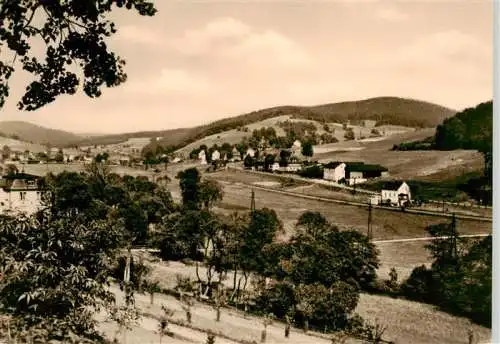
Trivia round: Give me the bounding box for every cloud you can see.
[370,30,490,71]
[123,68,211,95]
[374,7,409,22]
[171,17,312,69]
[114,25,164,45]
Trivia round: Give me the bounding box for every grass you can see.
[356,293,490,344]
[313,129,484,181]
[376,241,430,280]
[210,171,491,241]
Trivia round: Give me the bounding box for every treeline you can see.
[390,217,491,327]
[393,101,492,153]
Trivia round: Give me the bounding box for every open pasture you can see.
[314,129,484,180]
[214,178,491,241]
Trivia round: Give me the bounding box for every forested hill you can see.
[137,97,455,152]
[434,100,492,152]
[394,100,492,153]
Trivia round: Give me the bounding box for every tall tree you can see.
[0,0,157,110]
[301,141,314,157]
[177,168,202,210]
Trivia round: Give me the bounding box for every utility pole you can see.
[450,212,457,259]
[367,202,373,240]
[250,189,256,213]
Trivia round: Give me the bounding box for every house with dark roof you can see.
[0,173,43,215]
[323,162,346,182]
[323,161,388,185]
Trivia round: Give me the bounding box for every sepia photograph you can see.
[0,0,494,343]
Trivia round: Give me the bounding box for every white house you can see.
[245,148,256,158]
[271,162,280,172]
[198,150,207,165]
[211,150,221,161]
[0,177,43,215]
[291,140,302,155]
[323,162,346,182]
[381,182,412,206]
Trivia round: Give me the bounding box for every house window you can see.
[20,192,26,201]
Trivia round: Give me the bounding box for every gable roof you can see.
[323,161,344,169]
[345,162,388,173]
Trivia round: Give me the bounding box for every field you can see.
[0,137,46,153]
[176,115,416,158]
[194,168,491,283]
[313,129,484,180]
[208,171,491,240]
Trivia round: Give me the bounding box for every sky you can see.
[1,0,493,134]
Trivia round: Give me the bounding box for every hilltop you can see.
[0,121,83,147]
[147,97,456,153]
[0,97,455,149]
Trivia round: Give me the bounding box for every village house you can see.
[0,173,43,215]
[284,156,302,172]
[291,140,302,155]
[271,162,280,172]
[245,147,256,159]
[211,149,221,162]
[231,147,241,162]
[323,162,346,182]
[381,182,412,206]
[323,161,388,185]
[198,150,207,165]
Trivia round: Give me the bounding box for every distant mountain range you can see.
[0,97,456,149]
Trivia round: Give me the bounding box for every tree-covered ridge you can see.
[434,101,492,152]
[393,100,492,153]
[133,97,455,153]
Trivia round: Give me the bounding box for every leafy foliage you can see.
[0,0,156,110]
[393,101,492,156]
[401,219,492,327]
[0,209,124,342]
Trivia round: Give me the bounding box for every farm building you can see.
[381,182,412,206]
[323,161,388,185]
[345,162,388,185]
[0,173,43,215]
[271,162,280,172]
